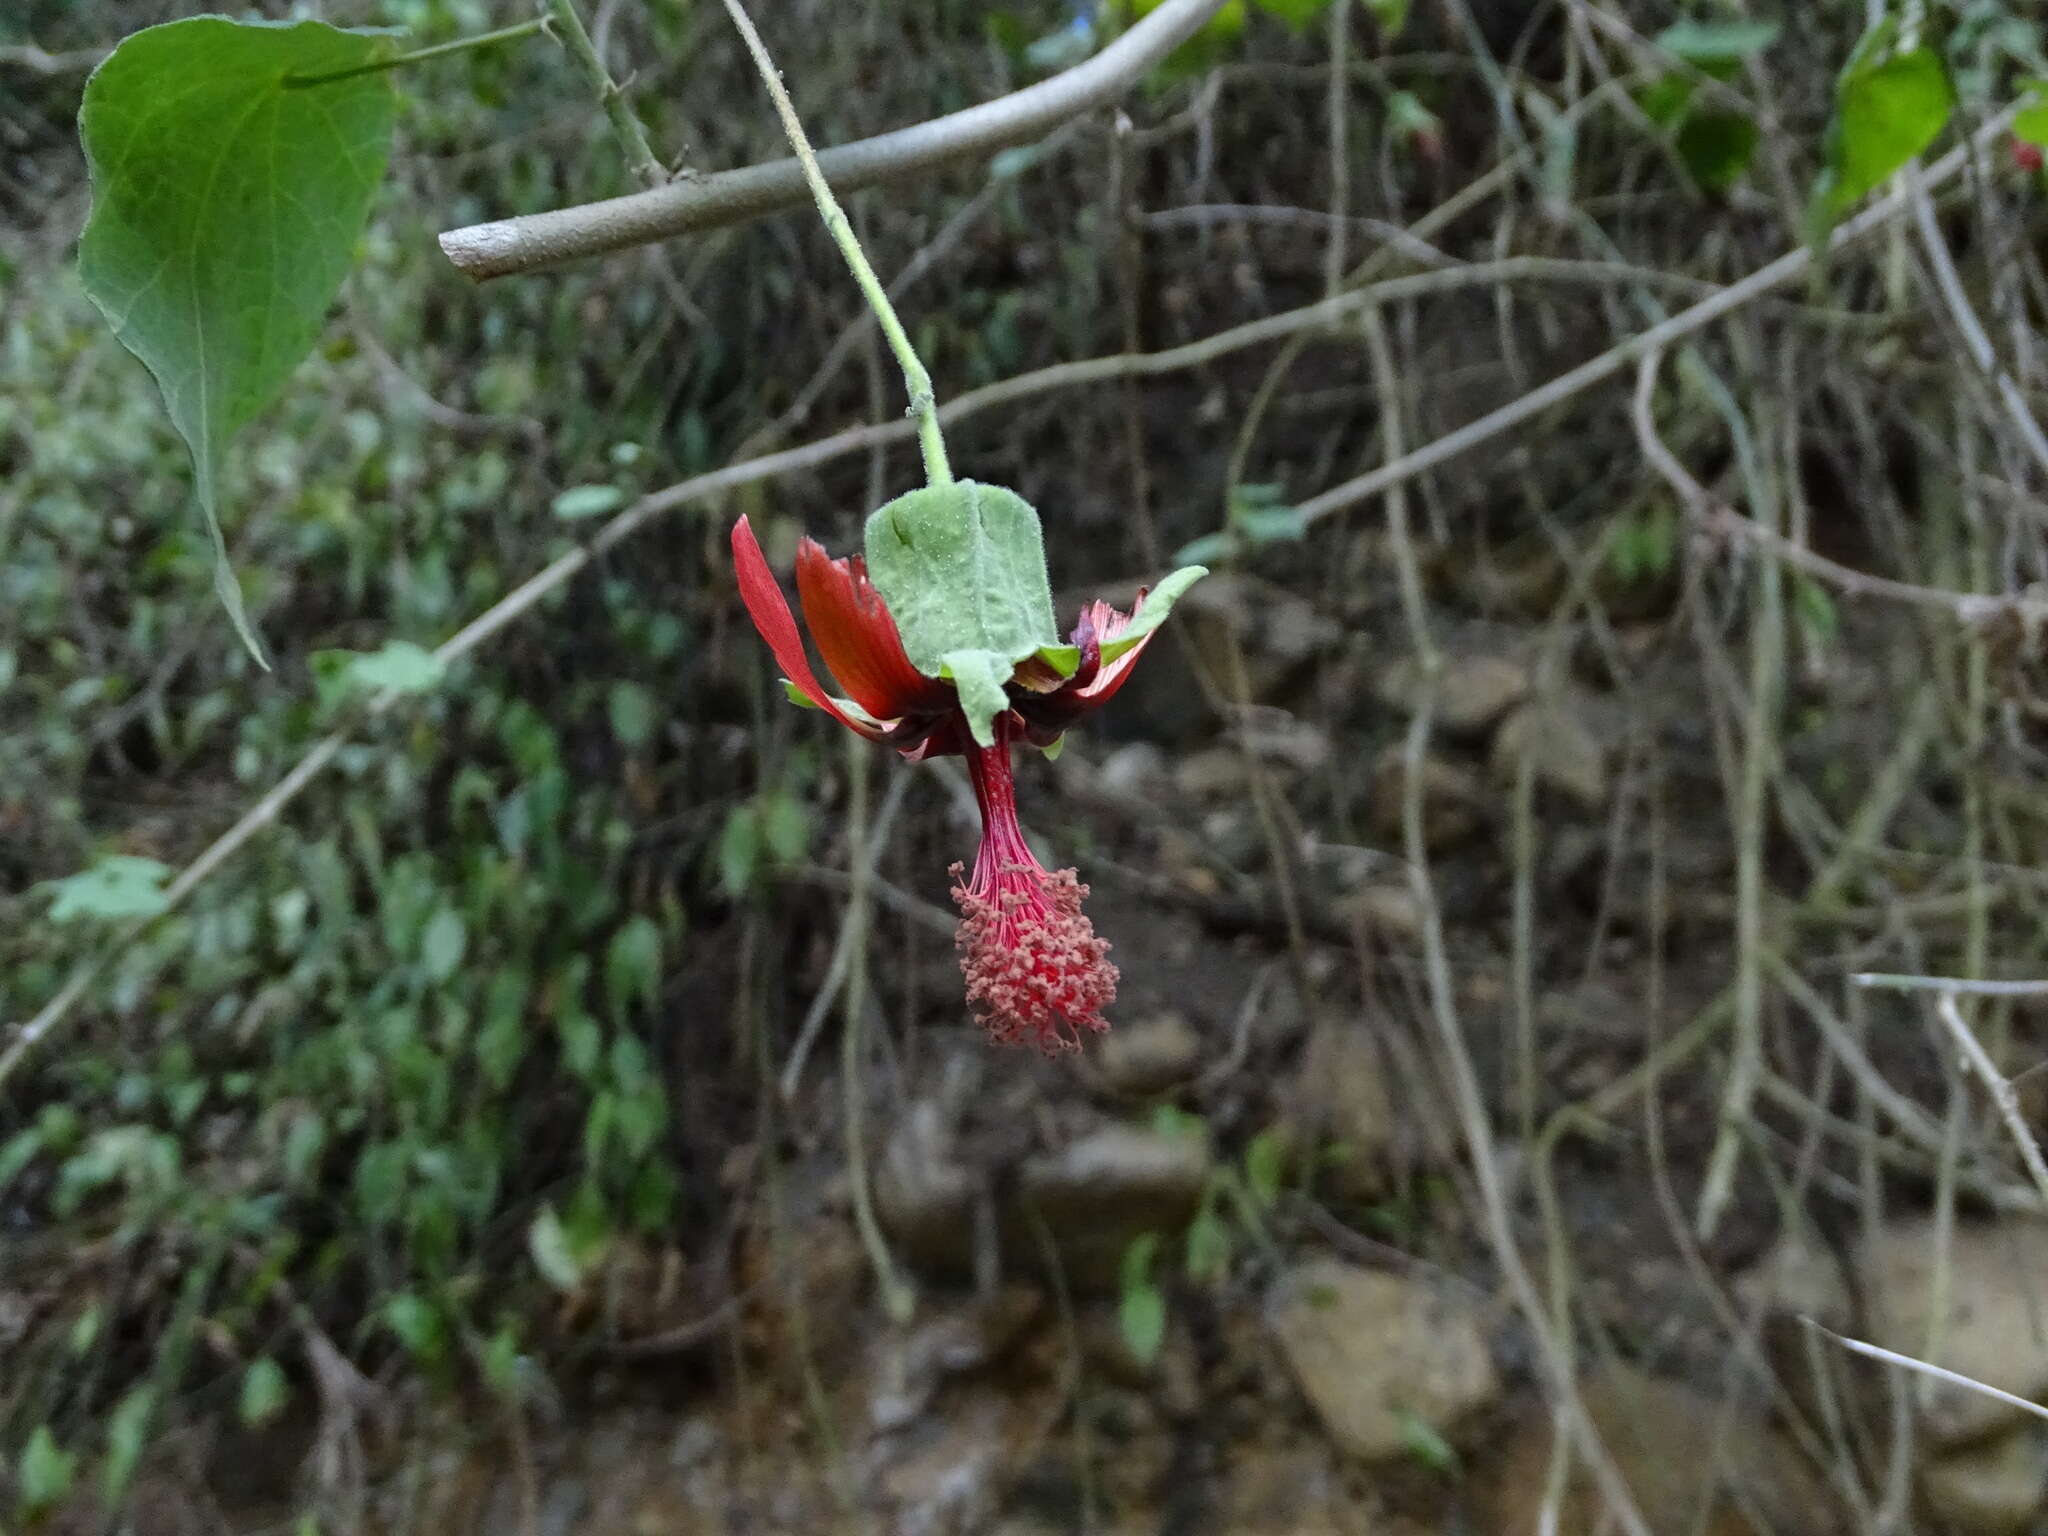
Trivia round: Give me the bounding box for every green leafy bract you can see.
[1033,564,1209,677]
[77,17,400,664]
[864,481,1059,747]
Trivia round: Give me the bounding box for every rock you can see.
[1096,741,1167,799]
[1095,1011,1203,1096]
[1480,1365,1839,1536]
[1265,1257,1497,1460]
[1080,1299,1199,1415]
[1289,1024,1396,1201]
[868,1284,1044,1432]
[1376,653,1530,739]
[1743,1216,2048,1449]
[1366,746,1489,852]
[1921,1424,2048,1534]
[875,1375,1067,1535]
[1176,746,1249,800]
[1014,1126,1211,1290]
[1338,881,1424,942]
[1181,574,1343,701]
[875,1099,977,1276]
[1489,699,1607,811]
[1213,1437,1375,1535]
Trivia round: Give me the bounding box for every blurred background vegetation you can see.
[6,0,2048,1531]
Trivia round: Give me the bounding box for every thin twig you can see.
[1852,974,2048,996]
[1935,990,2048,1209]
[1294,108,2021,531]
[439,0,1233,279]
[718,0,950,487]
[544,0,667,188]
[1632,347,2030,625]
[1909,172,2048,481]
[1812,1321,2048,1427]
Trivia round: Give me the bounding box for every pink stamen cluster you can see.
[951,724,1116,1053]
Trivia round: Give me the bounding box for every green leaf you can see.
[1396,1409,1460,1472]
[101,1386,155,1504]
[719,805,762,897]
[1121,1230,1162,1291]
[1812,42,1953,230]
[1251,0,1332,32]
[46,855,173,923]
[1137,0,1245,79]
[605,915,663,1017]
[1361,0,1410,38]
[1245,1127,1286,1208]
[2017,83,2048,148]
[420,906,467,983]
[18,1425,76,1517]
[321,640,445,698]
[1033,565,1208,678]
[239,1357,290,1428]
[551,484,626,521]
[77,18,399,663]
[759,793,810,864]
[1120,1284,1166,1364]
[865,481,1061,747]
[1675,110,1759,192]
[382,1291,444,1360]
[1654,19,1780,65]
[1794,576,1840,645]
[607,681,656,747]
[1185,1199,1233,1284]
[528,1205,585,1291]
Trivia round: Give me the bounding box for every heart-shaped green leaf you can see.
[78,17,400,664]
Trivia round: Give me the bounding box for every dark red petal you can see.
[795,538,953,722]
[731,517,883,738]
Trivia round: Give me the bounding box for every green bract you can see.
[77,16,401,664]
[1033,564,1210,676]
[864,481,1059,747]
[862,479,1207,747]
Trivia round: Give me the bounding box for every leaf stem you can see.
[284,17,547,88]
[718,0,953,488]
[543,0,668,189]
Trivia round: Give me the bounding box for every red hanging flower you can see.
[731,516,1166,1052]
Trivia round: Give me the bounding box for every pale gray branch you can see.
[438,0,1231,280]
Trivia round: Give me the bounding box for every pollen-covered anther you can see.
[950,860,1117,1053]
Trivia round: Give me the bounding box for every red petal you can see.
[1067,596,1146,705]
[731,517,882,738]
[795,537,952,721]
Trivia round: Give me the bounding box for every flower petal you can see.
[795,537,953,722]
[731,517,884,739]
[1066,597,1146,704]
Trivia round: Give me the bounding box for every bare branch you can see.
[1295,109,2020,532]
[438,0,1232,280]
